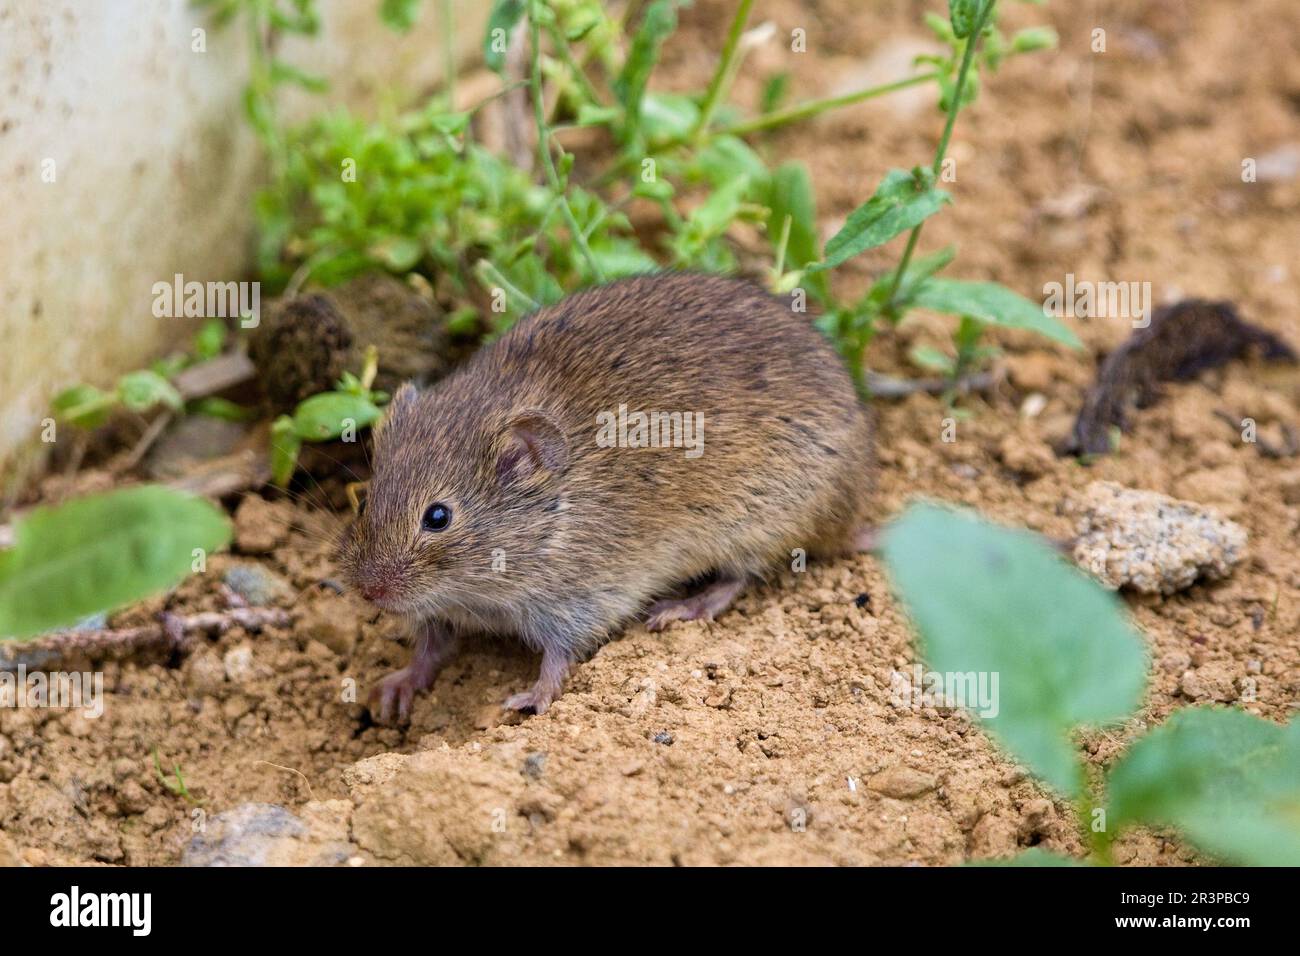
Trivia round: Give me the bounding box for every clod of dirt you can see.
[1063,300,1296,456]
[182,801,356,867]
[347,749,546,865]
[297,591,365,657]
[232,495,293,554]
[1178,663,1240,703]
[0,831,18,867]
[249,272,448,414]
[183,649,227,697]
[1066,481,1248,595]
[867,765,938,799]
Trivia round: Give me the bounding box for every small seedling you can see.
[270,346,389,486]
[51,318,246,428]
[154,747,203,805]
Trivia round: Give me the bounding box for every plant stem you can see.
[716,71,940,138]
[545,21,605,106]
[882,0,996,309]
[690,0,755,143]
[528,3,605,282]
[772,213,792,278]
[591,71,938,191]
[1077,788,1115,866]
[475,258,540,313]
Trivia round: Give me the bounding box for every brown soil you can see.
[2,0,1298,866]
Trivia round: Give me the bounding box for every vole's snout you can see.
[350,556,412,609]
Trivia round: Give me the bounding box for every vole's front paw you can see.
[369,665,435,724]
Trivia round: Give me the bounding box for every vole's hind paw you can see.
[644,577,746,632]
[503,686,555,715]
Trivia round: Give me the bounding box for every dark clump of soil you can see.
[249,273,448,414]
[1065,300,1297,455]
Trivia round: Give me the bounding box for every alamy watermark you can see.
[596,404,705,459]
[890,663,1000,718]
[1043,273,1151,328]
[151,273,260,327]
[0,666,104,719]
[50,886,150,936]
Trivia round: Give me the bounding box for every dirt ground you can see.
[2,0,1298,866]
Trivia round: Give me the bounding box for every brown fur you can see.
[336,273,874,714]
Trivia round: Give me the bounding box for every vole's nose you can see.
[360,581,392,603]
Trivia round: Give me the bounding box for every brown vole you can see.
[337,273,874,720]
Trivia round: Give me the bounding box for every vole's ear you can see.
[495,410,569,484]
[389,382,418,416]
[373,383,418,451]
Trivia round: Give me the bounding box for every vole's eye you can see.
[422,503,452,532]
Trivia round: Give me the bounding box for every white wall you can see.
[0,0,488,479]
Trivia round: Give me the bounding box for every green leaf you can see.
[268,60,328,93]
[864,244,956,322]
[880,504,1148,798]
[1107,708,1300,866]
[0,487,231,640]
[923,12,956,44]
[576,103,622,128]
[811,168,950,271]
[270,416,303,488]
[690,134,768,188]
[188,397,254,422]
[370,235,424,272]
[641,93,699,144]
[911,278,1082,348]
[759,71,789,115]
[764,162,824,300]
[589,241,660,278]
[52,384,116,429]
[484,0,526,74]
[1012,26,1058,54]
[192,318,227,362]
[117,370,183,412]
[380,0,422,32]
[909,344,956,373]
[613,0,680,142]
[291,391,383,442]
[765,162,819,270]
[948,0,980,38]
[670,176,749,263]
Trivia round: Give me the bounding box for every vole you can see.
[337,273,874,721]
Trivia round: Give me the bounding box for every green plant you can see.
[269,346,389,486]
[881,503,1300,866]
[51,319,238,429]
[210,0,1065,388]
[810,0,1078,394]
[154,748,203,804]
[0,486,232,640]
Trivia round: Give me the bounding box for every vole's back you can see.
[443,273,872,609]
